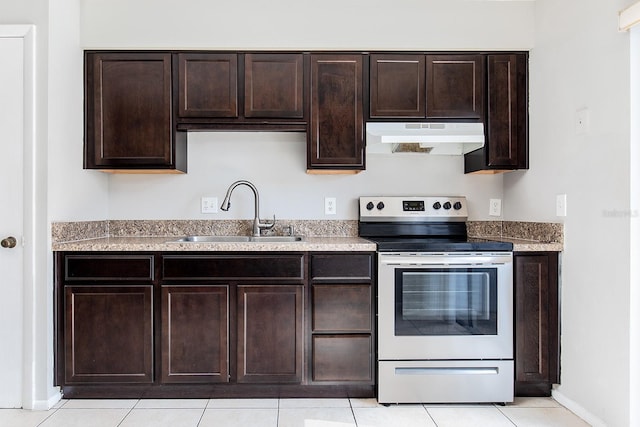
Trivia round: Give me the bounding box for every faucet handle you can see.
[258,215,276,232]
[285,225,295,236]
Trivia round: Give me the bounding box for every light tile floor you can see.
[0,397,591,427]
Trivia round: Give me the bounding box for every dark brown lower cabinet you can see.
[310,253,375,385]
[64,285,153,384]
[237,285,304,383]
[161,286,229,383]
[55,251,375,398]
[514,252,560,396]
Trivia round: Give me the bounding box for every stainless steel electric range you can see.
[359,196,514,404]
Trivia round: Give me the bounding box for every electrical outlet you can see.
[325,197,337,215]
[489,199,502,217]
[556,194,567,217]
[201,197,218,214]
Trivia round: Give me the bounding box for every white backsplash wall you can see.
[107,132,504,221]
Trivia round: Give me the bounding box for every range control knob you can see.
[443,201,452,210]
[453,201,462,210]
[366,202,375,210]
[376,202,385,210]
[433,202,442,210]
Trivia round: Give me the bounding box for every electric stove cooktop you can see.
[358,196,513,253]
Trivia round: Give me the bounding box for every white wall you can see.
[630,25,640,427]
[48,0,108,222]
[504,0,635,425]
[82,0,536,222]
[80,0,535,51]
[108,132,504,221]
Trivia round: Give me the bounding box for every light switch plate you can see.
[201,197,218,214]
[556,194,567,217]
[575,108,589,135]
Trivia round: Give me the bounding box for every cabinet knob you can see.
[1,236,17,249]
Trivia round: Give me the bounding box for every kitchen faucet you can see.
[220,180,276,237]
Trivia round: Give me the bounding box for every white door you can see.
[0,35,25,408]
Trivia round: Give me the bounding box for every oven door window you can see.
[395,268,497,336]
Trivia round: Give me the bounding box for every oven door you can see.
[378,252,513,360]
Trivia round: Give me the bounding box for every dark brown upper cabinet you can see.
[368,54,484,120]
[465,53,528,173]
[308,54,364,173]
[177,53,238,118]
[426,54,485,119]
[84,52,186,173]
[244,53,304,118]
[369,54,425,118]
[176,52,306,130]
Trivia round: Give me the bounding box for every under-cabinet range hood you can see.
[366,122,485,155]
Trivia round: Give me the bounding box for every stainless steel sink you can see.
[171,235,303,243]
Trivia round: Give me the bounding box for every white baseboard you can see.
[28,388,62,411]
[552,389,608,427]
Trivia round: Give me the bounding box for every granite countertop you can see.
[51,235,376,252]
[467,220,564,252]
[51,219,563,253]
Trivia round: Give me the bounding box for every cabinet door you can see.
[369,54,425,118]
[308,54,364,171]
[178,53,238,118]
[514,253,560,396]
[64,286,153,384]
[245,53,304,118]
[237,285,303,383]
[161,286,229,383]
[426,54,484,119]
[486,54,528,168]
[85,52,176,169]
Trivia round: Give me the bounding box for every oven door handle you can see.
[379,255,512,266]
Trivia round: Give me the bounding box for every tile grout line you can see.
[422,403,440,427]
[276,397,280,427]
[35,406,61,427]
[194,400,208,427]
[114,399,139,427]
[348,398,358,427]
[494,403,518,427]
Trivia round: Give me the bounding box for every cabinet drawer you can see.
[312,335,373,382]
[162,255,304,280]
[64,255,154,281]
[312,284,371,332]
[310,254,372,280]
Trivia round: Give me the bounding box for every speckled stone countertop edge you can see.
[51,236,376,252]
